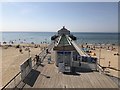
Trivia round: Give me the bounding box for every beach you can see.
[1,32,119,87]
[1,42,119,87]
[94,46,119,78]
[1,44,48,86]
[79,44,119,78]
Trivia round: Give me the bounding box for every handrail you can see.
[1,42,54,90]
[67,35,120,73]
[97,63,120,72]
[67,36,90,57]
[108,67,120,71]
[1,71,21,90]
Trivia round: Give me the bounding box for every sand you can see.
[79,44,119,78]
[1,43,119,87]
[1,44,48,86]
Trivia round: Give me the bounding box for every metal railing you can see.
[1,42,54,90]
[97,62,120,81]
[1,71,21,90]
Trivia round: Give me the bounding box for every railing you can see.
[97,62,120,78]
[1,72,21,90]
[1,42,54,90]
[66,35,90,57]
[97,63,120,87]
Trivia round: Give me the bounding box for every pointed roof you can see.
[58,26,70,32]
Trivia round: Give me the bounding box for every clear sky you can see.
[1,2,118,32]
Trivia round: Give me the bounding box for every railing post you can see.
[14,77,16,88]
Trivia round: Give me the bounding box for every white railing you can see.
[1,42,54,90]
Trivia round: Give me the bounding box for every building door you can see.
[64,51,71,66]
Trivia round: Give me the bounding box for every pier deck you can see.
[23,51,118,88]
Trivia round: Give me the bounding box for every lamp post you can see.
[28,47,31,58]
[45,39,47,48]
[98,43,101,66]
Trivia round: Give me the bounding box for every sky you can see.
[1,2,118,32]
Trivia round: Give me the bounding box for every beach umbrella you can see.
[11,41,14,44]
[3,41,7,44]
[31,42,34,44]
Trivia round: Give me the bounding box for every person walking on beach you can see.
[108,61,111,67]
[19,48,23,54]
[28,47,31,57]
[46,48,49,54]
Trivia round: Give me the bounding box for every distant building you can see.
[52,26,80,73]
[58,26,70,36]
[51,26,76,41]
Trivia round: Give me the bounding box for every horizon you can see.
[2,31,118,33]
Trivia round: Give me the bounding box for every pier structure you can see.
[1,27,119,89]
[52,26,97,73]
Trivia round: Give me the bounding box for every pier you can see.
[1,27,119,89]
[23,51,118,88]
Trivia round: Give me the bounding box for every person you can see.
[108,61,111,67]
[28,47,31,57]
[19,48,23,54]
[35,55,40,66]
[46,48,49,54]
[48,56,51,64]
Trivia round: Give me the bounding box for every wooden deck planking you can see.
[85,73,96,88]
[76,75,84,88]
[86,73,98,88]
[92,72,108,88]
[23,52,118,88]
[101,74,118,88]
[71,75,83,88]
[80,73,93,88]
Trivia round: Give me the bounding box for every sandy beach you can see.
[1,43,119,87]
[1,43,48,86]
[79,44,119,78]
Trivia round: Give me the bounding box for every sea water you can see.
[1,32,118,45]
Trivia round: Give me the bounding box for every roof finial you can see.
[63,26,65,29]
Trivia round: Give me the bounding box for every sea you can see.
[1,32,119,45]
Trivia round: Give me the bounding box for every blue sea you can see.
[1,32,119,45]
